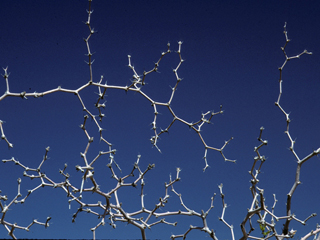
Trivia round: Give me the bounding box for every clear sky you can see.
[1,1,320,239]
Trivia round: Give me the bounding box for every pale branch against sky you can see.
[1,1,320,239]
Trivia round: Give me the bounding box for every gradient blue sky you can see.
[1,1,320,239]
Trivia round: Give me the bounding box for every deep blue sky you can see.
[1,1,320,239]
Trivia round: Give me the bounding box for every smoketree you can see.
[1,1,320,239]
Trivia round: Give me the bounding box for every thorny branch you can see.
[276,22,319,238]
[1,1,319,239]
[239,23,318,240]
[0,177,50,239]
[0,0,232,239]
[2,152,220,239]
